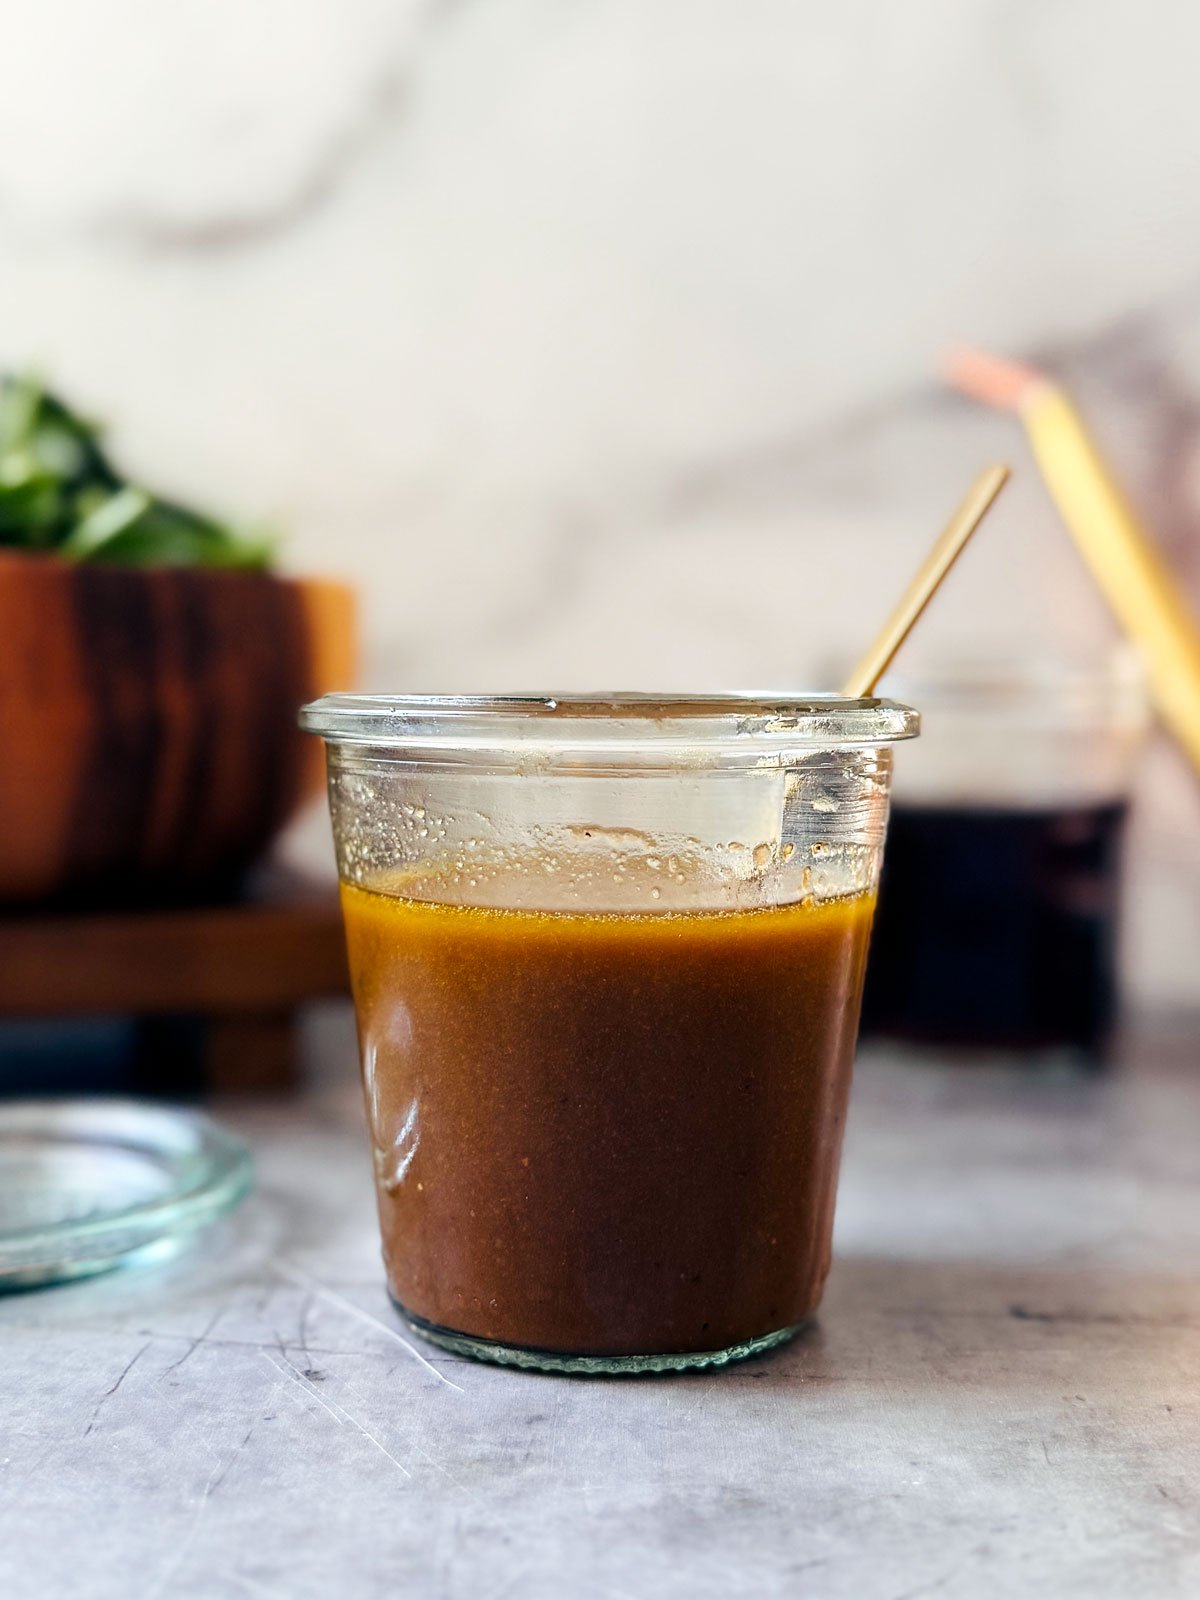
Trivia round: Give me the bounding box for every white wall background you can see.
[3,0,1200,1001]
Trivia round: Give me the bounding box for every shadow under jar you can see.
[301,694,918,1374]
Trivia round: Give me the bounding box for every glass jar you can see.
[860,652,1149,1057]
[301,693,918,1373]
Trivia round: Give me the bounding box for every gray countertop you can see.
[4,1025,1200,1599]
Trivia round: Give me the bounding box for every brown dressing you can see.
[342,883,875,1358]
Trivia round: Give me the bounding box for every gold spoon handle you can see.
[841,464,1010,699]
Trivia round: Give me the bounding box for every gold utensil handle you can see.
[842,465,1010,699]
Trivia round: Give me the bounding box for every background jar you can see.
[860,653,1149,1059]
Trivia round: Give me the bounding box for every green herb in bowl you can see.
[0,374,270,569]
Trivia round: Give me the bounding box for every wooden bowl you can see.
[0,553,355,905]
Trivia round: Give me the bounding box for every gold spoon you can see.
[841,464,1011,699]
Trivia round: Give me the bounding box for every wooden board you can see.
[0,874,351,1091]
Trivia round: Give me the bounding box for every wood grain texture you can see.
[0,554,355,904]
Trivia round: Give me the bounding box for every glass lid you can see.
[0,1099,253,1291]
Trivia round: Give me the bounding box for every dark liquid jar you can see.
[301,693,918,1373]
[860,656,1147,1059]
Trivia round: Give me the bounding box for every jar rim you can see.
[299,692,920,756]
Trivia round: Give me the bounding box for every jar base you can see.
[393,1298,804,1375]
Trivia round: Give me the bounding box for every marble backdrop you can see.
[3,0,1200,1002]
